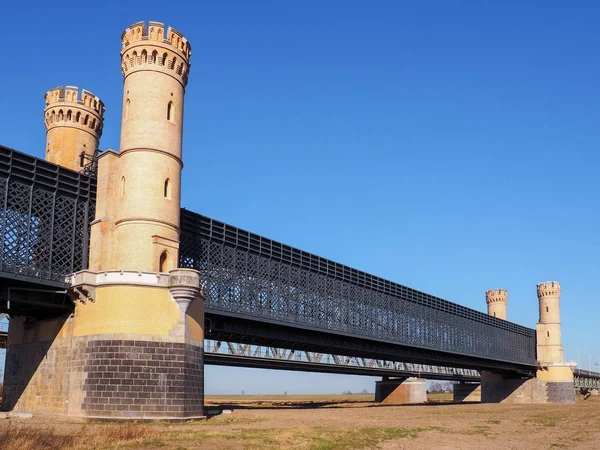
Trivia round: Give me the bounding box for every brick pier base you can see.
[375,377,427,404]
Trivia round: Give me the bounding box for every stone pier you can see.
[453,382,481,402]
[375,377,427,404]
[3,269,205,420]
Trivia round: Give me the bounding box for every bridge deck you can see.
[0,146,537,374]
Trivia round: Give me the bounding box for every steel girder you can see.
[204,339,481,381]
[180,210,537,371]
[0,145,95,287]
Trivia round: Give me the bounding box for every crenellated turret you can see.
[485,288,507,320]
[120,21,191,87]
[44,86,104,170]
[536,281,563,363]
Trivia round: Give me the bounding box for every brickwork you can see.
[81,339,203,418]
[546,382,575,403]
[3,334,204,419]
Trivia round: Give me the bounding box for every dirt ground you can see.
[1,393,599,449]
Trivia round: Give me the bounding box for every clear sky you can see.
[1,1,599,394]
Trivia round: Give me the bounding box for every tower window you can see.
[164,178,171,199]
[547,331,550,338]
[120,176,126,197]
[152,50,158,64]
[546,305,549,313]
[159,250,169,272]
[167,101,174,122]
[125,98,131,119]
[493,312,496,317]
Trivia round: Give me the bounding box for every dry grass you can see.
[1,395,600,449]
[0,422,156,450]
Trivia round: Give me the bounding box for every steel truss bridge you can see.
[0,144,554,380]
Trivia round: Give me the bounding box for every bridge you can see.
[0,143,594,405]
[0,146,535,371]
[0,20,591,420]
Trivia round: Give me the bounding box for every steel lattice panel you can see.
[0,145,95,285]
[180,210,537,368]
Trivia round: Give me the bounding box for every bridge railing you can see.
[180,210,537,368]
[0,145,95,286]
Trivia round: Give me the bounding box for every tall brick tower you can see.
[536,282,564,363]
[89,21,191,272]
[44,86,104,170]
[534,281,575,402]
[5,21,205,420]
[486,288,507,320]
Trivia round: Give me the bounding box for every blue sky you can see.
[1,1,599,393]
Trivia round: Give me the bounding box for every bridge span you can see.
[0,18,584,420]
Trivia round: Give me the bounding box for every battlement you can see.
[121,21,191,60]
[120,21,192,86]
[44,86,105,117]
[44,86,104,136]
[485,288,507,304]
[537,281,561,298]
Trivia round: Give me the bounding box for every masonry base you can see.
[481,371,574,403]
[453,382,481,402]
[375,377,427,404]
[3,316,205,419]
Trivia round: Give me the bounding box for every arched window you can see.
[159,250,169,272]
[164,178,171,199]
[167,101,174,122]
[142,49,147,63]
[161,53,168,66]
[171,57,176,70]
[125,98,131,119]
[75,112,81,123]
[120,176,126,197]
[58,110,64,121]
[152,50,158,64]
[66,110,72,121]
[84,114,89,125]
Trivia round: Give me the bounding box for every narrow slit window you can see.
[159,250,169,272]
[546,305,549,313]
[167,101,173,121]
[164,178,171,199]
[120,176,126,197]
[125,98,131,119]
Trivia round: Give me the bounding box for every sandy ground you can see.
[1,394,599,449]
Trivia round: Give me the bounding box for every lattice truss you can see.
[0,146,95,284]
[205,339,480,379]
[180,211,537,367]
[574,370,600,389]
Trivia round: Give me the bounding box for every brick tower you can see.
[535,282,575,402]
[486,288,507,320]
[5,21,205,420]
[536,282,563,363]
[44,86,104,170]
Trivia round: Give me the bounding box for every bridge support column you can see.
[3,269,205,420]
[480,369,574,403]
[453,381,481,402]
[375,377,427,404]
